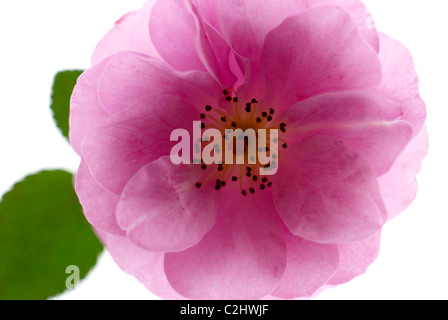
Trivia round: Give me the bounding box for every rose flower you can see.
[70,0,427,299]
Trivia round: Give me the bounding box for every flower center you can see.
[195,89,288,196]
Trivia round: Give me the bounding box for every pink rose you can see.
[70,0,427,299]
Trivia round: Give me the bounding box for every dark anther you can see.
[245,106,251,113]
[280,127,286,133]
[262,177,268,183]
[252,175,258,181]
[246,103,252,108]
[201,123,206,129]
[221,181,226,187]
[280,122,286,127]
[269,108,275,115]
[267,115,273,122]
[246,171,252,177]
[201,164,207,170]
[262,112,268,117]
[249,188,255,194]
[195,182,202,188]
[221,117,227,122]
[200,114,206,119]
[260,184,266,190]
[231,122,237,128]
[226,96,232,102]
[246,167,252,172]
[218,166,224,171]
[205,105,212,111]
[233,97,239,103]
[223,89,229,96]
[232,176,238,181]
[282,143,288,149]
[267,182,273,188]
[242,190,247,196]
[256,117,262,123]
[215,185,222,190]
[251,98,258,104]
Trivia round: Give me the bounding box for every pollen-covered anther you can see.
[195,92,286,196]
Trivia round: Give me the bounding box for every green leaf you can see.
[50,70,84,140]
[0,170,103,300]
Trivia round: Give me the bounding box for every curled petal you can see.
[149,0,205,72]
[164,189,286,299]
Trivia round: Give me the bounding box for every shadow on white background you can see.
[0,0,446,300]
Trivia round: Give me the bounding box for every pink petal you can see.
[378,126,429,220]
[74,161,123,236]
[164,189,286,299]
[271,231,339,299]
[285,91,413,176]
[97,51,220,114]
[308,0,379,52]
[195,0,219,31]
[188,2,237,88]
[116,157,218,252]
[91,0,161,66]
[217,0,309,99]
[328,231,381,285]
[377,33,426,137]
[149,0,205,72]
[261,6,381,109]
[106,234,185,299]
[81,94,197,195]
[217,0,309,62]
[69,60,110,155]
[272,135,387,244]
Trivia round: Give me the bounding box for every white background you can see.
[0,0,447,300]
